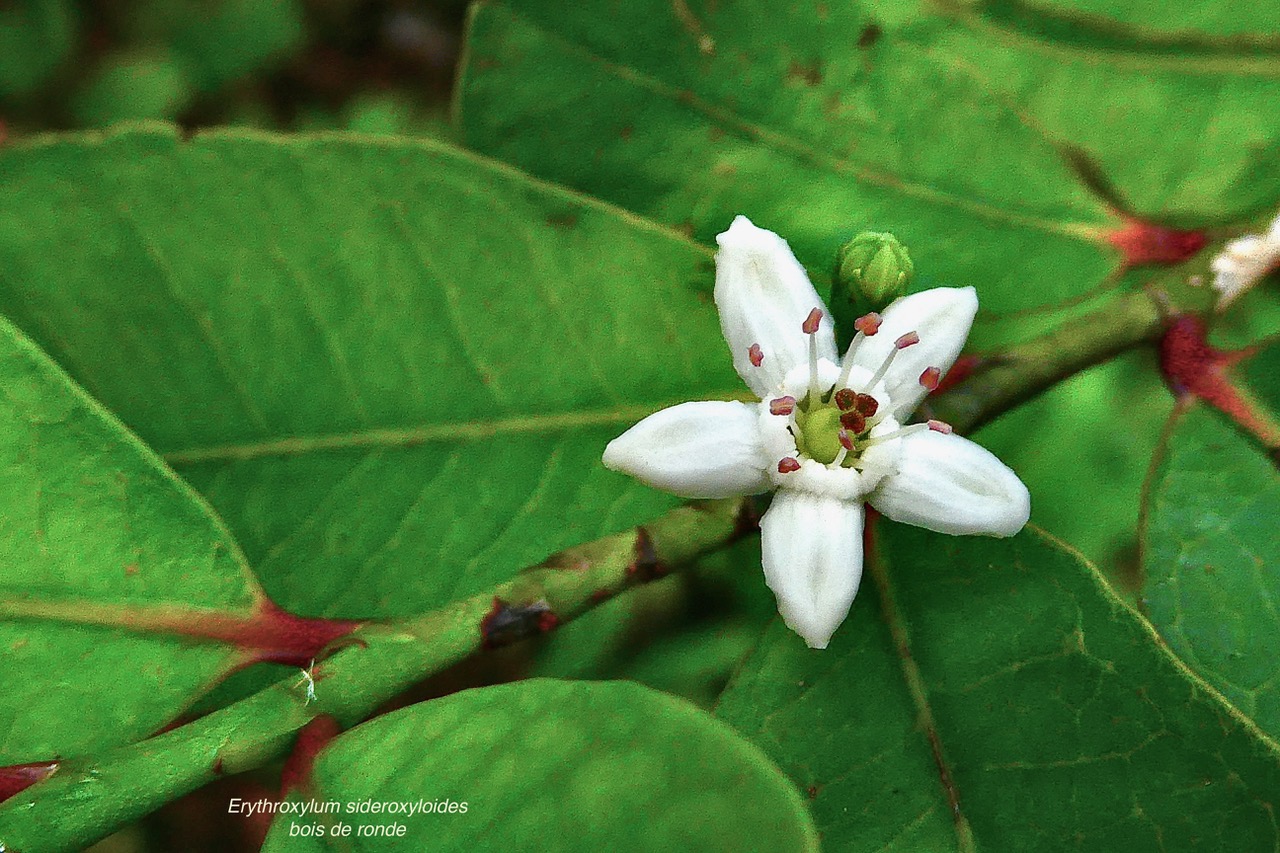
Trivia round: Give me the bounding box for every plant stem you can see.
[0,499,751,853]
[930,290,1165,434]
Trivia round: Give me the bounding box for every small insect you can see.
[296,659,317,705]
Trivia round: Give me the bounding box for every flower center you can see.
[767,308,952,475]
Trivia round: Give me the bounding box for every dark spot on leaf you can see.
[806,784,821,800]
[546,212,578,230]
[627,527,668,582]
[619,125,634,140]
[786,59,823,86]
[858,24,882,48]
[480,597,559,649]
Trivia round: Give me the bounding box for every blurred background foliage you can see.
[0,0,463,140]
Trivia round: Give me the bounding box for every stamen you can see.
[834,388,857,410]
[830,429,853,468]
[853,312,882,335]
[861,423,929,447]
[805,308,822,400]
[855,393,879,417]
[927,419,953,434]
[835,312,883,389]
[919,366,941,392]
[769,396,796,416]
[802,308,823,334]
[748,343,764,368]
[840,410,866,433]
[777,457,801,474]
[896,331,920,349]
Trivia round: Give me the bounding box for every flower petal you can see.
[760,490,864,649]
[868,431,1029,537]
[715,216,837,397]
[849,286,978,416]
[602,401,769,498]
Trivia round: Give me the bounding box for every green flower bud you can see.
[834,231,914,311]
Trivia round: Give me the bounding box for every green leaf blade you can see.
[456,1,1123,315]
[0,315,259,762]
[261,680,820,852]
[0,127,741,619]
[1142,342,1280,740]
[717,524,1280,851]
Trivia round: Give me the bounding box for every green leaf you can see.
[1141,342,1280,740]
[975,349,1173,581]
[0,0,77,100]
[716,522,1280,851]
[0,126,740,619]
[0,315,259,763]
[455,1,1126,316]
[910,0,1280,219]
[259,680,819,852]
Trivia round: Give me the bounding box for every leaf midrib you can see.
[160,393,748,464]
[868,522,978,853]
[932,0,1280,77]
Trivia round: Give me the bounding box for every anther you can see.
[855,393,879,417]
[777,457,801,474]
[853,313,882,335]
[927,419,953,434]
[769,396,796,416]
[919,366,941,392]
[802,308,822,334]
[836,313,883,389]
[838,428,854,451]
[748,343,764,367]
[895,331,920,349]
[834,388,857,410]
[840,410,866,433]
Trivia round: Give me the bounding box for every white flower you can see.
[1210,212,1280,308]
[603,216,1030,649]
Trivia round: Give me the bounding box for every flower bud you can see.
[830,232,914,351]
[834,231,913,310]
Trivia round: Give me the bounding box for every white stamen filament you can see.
[864,347,900,392]
[834,332,866,389]
[829,446,849,468]
[807,329,820,401]
[860,423,929,447]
